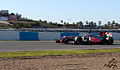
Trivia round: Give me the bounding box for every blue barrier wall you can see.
[61,33,80,38]
[0,31,119,40]
[38,32,60,40]
[20,32,39,40]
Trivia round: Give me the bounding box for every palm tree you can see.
[115,23,119,27]
[104,24,108,28]
[86,21,89,25]
[64,22,67,26]
[94,22,97,27]
[111,21,116,28]
[107,21,111,26]
[77,21,83,28]
[61,20,63,24]
[98,21,102,26]
[112,21,116,24]
[89,21,94,27]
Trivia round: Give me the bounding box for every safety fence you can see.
[0,31,119,40]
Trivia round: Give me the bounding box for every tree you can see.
[115,23,119,28]
[107,21,111,26]
[104,24,108,28]
[98,21,102,26]
[86,21,89,25]
[89,21,94,27]
[10,13,15,15]
[73,22,75,25]
[61,20,63,23]
[111,21,116,27]
[73,22,75,26]
[43,20,47,24]
[112,21,116,24]
[64,22,67,26]
[12,23,23,29]
[77,21,83,28]
[39,19,42,22]
[94,22,97,27]
[66,22,70,28]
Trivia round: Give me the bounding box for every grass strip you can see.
[0,49,120,58]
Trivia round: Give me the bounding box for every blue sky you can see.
[1,0,120,24]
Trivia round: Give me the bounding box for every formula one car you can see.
[56,32,114,45]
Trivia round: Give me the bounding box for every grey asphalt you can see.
[0,41,120,52]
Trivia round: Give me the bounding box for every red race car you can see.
[56,32,114,45]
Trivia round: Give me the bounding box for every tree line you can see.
[0,19,119,29]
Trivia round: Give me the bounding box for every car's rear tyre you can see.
[75,37,83,45]
[106,37,114,45]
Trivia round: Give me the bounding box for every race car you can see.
[56,32,114,45]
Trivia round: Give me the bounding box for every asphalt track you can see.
[0,41,120,52]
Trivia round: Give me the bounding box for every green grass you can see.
[0,49,120,58]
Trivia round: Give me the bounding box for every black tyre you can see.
[106,37,114,45]
[75,37,83,45]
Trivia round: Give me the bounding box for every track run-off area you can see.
[0,40,120,52]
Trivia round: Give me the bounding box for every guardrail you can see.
[0,29,120,32]
[0,31,119,40]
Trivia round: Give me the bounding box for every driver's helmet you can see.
[62,36,67,39]
[63,36,66,38]
[84,34,87,37]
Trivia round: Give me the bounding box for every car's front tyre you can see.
[75,37,83,45]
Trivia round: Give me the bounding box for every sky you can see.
[0,0,120,24]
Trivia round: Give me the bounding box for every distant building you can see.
[0,10,9,16]
[0,10,9,21]
[0,17,8,21]
[0,10,21,21]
